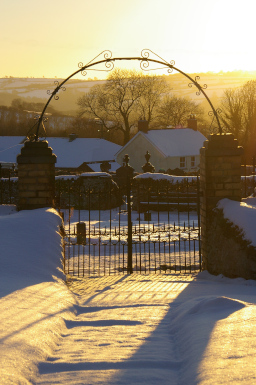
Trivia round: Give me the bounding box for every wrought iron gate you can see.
[58,176,201,276]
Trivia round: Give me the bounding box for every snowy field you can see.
[0,203,256,384]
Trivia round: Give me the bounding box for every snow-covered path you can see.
[36,273,256,385]
[37,274,192,384]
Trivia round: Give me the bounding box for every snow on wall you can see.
[218,198,256,247]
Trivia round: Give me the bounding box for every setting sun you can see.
[1,0,256,78]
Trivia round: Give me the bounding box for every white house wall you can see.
[116,134,201,173]
[116,134,169,173]
[165,154,200,172]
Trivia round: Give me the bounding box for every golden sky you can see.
[1,0,255,78]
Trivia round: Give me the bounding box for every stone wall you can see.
[17,140,56,210]
[203,207,256,280]
[200,134,244,276]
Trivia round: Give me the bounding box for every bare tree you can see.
[77,68,170,144]
[220,80,256,157]
[136,75,170,125]
[156,95,204,128]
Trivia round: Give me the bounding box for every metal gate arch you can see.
[32,49,212,276]
[33,48,222,140]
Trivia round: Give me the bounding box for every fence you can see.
[56,176,202,276]
[241,160,256,197]
[1,170,255,207]
[0,169,18,205]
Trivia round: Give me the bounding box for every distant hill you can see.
[164,71,256,101]
[1,71,256,116]
[0,77,105,115]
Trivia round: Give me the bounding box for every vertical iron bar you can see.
[104,244,106,276]
[118,242,121,274]
[109,243,111,275]
[114,243,116,275]
[0,164,2,204]
[78,180,81,224]
[163,241,166,267]
[144,242,146,274]
[187,178,190,228]
[119,188,121,259]
[174,240,176,273]
[194,239,196,272]
[127,176,133,274]
[139,234,142,271]
[197,176,201,272]
[109,185,112,243]
[189,230,191,273]
[68,179,71,236]
[77,244,80,277]
[158,232,161,273]
[157,180,160,232]
[8,170,12,204]
[73,244,75,276]
[154,241,156,273]
[68,235,70,275]
[147,184,150,231]
[168,233,171,271]
[98,189,101,276]
[93,244,95,276]
[123,243,125,274]
[63,240,66,274]
[138,184,141,233]
[253,156,255,193]
[83,244,85,277]
[178,232,181,272]
[148,235,151,273]
[244,161,247,197]
[88,188,91,276]
[177,182,180,232]
[184,240,186,273]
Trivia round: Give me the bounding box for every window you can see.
[180,157,186,168]
[191,156,195,168]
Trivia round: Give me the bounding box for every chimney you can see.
[138,120,149,133]
[187,114,197,131]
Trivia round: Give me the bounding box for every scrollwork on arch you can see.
[208,107,222,117]
[140,49,175,73]
[78,62,87,76]
[78,50,114,75]
[188,75,208,96]
[46,80,66,101]
[208,108,223,133]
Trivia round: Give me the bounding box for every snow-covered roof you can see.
[0,136,24,163]
[0,136,121,170]
[145,129,206,157]
[117,128,206,158]
[46,137,121,168]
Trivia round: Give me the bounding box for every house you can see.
[0,136,121,173]
[115,119,207,173]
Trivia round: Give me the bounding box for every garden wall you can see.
[202,203,256,280]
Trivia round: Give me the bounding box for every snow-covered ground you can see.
[0,205,76,384]
[1,202,256,384]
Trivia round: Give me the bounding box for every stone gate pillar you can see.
[17,140,57,210]
[200,134,243,272]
